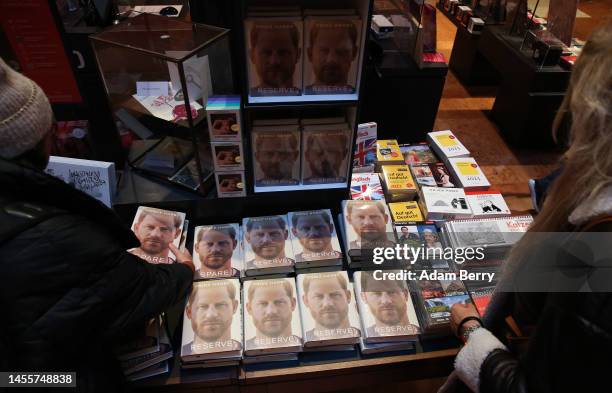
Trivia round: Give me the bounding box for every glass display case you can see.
[90,13,233,193]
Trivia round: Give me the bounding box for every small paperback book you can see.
[252,126,301,187]
[304,15,362,95]
[376,140,404,167]
[399,143,439,165]
[350,173,384,200]
[353,122,377,173]
[301,124,352,185]
[341,200,395,257]
[381,165,418,199]
[418,187,472,221]
[430,163,456,188]
[288,210,343,267]
[180,279,243,362]
[215,171,246,198]
[45,156,116,208]
[446,157,490,191]
[388,201,424,223]
[297,271,361,347]
[242,215,295,275]
[465,190,511,218]
[193,224,242,280]
[245,17,303,97]
[128,206,186,264]
[354,270,420,343]
[212,142,244,172]
[427,130,470,161]
[415,280,471,332]
[206,95,242,142]
[243,278,303,355]
[410,164,438,188]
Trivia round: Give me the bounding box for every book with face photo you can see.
[180,279,243,362]
[193,224,242,280]
[245,17,303,97]
[128,206,186,264]
[215,171,246,198]
[288,210,343,267]
[301,125,352,185]
[212,142,244,171]
[304,15,362,95]
[242,215,295,275]
[297,271,361,347]
[243,278,303,355]
[354,271,420,343]
[341,200,395,257]
[252,126,301,187]
[410,164,437,188]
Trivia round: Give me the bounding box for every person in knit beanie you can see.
[0,57,54,167]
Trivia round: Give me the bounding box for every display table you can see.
[478,26,571,147]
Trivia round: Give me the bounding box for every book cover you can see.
[376,140,404,165]
[350,173,384,201]
[399,144,438,165]
[410,164,437,188]
[381,165,417,196]
[45,156,115,207]
[447,157,490,191]
[206,95,242,142]
[465,190,511,218]
[245,17,303,97]
[180,279,242,359]
[215,171,246,198]
[421,294,471,327]
[252,127,300,187]
[212,142,244,172]
[388,201,423,223]
[418,187,472,220]
[304,15,362,95]
[430,163,456,188]
[342,200,395,253]
[469,286,495,317]
[353,122,377,171]
[288,210,343,264]
[297,271,361,346]
[242,215,295,271]
[446,216,533,249]
[354,271,420,342]
[193,224,242,280]
[427,130,470,160]
[301,125,352,185]
[128,207,186,264]
[243,278,303,354]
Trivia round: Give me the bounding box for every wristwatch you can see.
[461,324,482,343]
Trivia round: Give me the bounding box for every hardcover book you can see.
[341,200,395,257]
[399,143,438,165]
[243,278,303,355]
[418,187,472,221]
[252,126,301,187]
[447,157,490,191]
[388,201,424,223]
[427,130,470,161]
[301,124,352,185]
[350,173,384,200]
[180,279,243,362]
[215,171,246,198]
[128,207,186,264]
[430,163,456,188]
[465,190,511,218]
[297,271,361,347]
[288,210,343,266]
[245,17,303,97]
[45,156,116,207]
[353,122,377,173]
[193,224,242,280]
[304,15,362,95]
[242,215,295,275]
[206,95,242,142]
[354,271,420,343]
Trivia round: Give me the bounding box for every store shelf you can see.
[247,93,359,106]
[254,182,348,194]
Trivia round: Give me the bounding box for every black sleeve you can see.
[480,349,528,393]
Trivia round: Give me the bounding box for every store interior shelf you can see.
[254,182,348,194]
[247,93,360,105]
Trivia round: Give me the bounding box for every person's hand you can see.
[450,303,481,339]
[168,243,195,274]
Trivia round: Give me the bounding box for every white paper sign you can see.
[136,81,170,97]
[166,52,213,103]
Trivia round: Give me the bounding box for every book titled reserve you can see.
[427,130,470,161]
[447,157,490,191]
[288,210,343,267]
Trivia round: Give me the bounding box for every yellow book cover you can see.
[382,165,417,193]
[376,140,403,163]
[389,201,423,222]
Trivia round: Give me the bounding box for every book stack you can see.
[426,130,470,164]
[381,165,418,202]
[180,279,243,368]
[353,122,377,173]
[418,187,473,221]
[354,271,420,354]
[350,173,384,201]
[288,209,344,270]
[446,157,491,191]
[242,215,295,277]
[395,223,453,271]
[412,279,472,335]
[116,316,173,381]
[251,123,301,188]
[301,120,352,185]
[207,96,246,198]
[297,271,361,351]
[242,278,304,364]
[192,224,243,280]
[375,139,404,170]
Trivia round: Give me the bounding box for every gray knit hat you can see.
[0,57,54,159]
